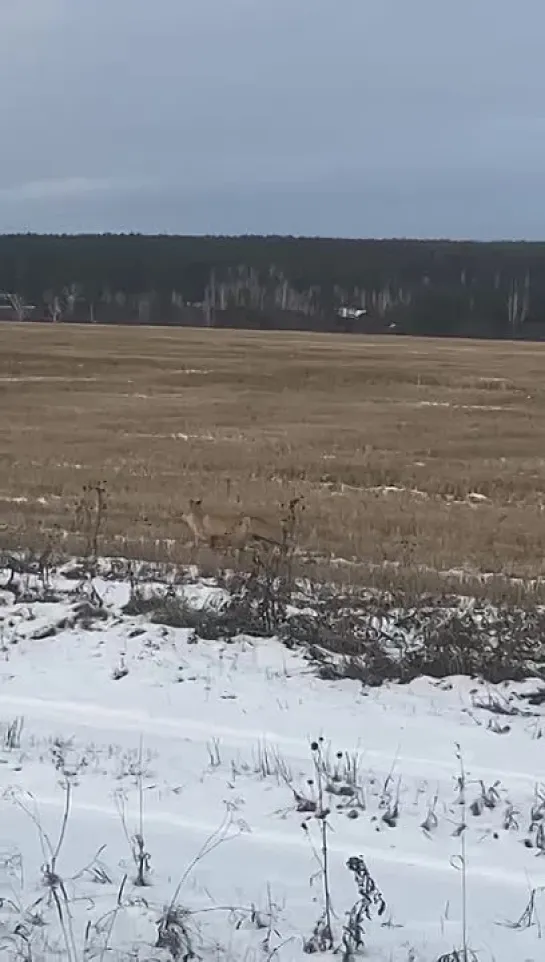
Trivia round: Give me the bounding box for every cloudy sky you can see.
[1,0,544,238]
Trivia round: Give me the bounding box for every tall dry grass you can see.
[2,322,545,598]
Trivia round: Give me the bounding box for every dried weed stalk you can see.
[74,481,107,563]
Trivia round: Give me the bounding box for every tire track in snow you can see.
[1,693,544,787]
[8,791,544,891]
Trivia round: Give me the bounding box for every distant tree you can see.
[0,233,545,338]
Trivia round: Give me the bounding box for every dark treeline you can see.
[1,233,545,338]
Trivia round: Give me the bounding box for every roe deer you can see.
[182,498,285,550]
[182,498,245,548]
[240,511,288,548]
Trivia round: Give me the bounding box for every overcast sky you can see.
[1,0,544,239]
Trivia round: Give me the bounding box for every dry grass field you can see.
[2,321,545,600]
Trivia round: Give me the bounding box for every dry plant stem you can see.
[263,883,275,953]
[51,779,73,876]
[114,790,147,885]
[311,740,334,949]
[75,481,107,562]
[455,744,469,962]
[97,874,128,962]
[12,780,72,876]
[168,808,237,911]
[13,783,78,962]
[4,324,545,599]
[114,741,151,886]
[511,886,545,936]
[50,881,78,962]
[49,791,79,962]
[136,735,147,886]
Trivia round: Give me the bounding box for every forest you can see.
[0,233,544,338]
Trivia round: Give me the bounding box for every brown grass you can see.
[2,322,545,600]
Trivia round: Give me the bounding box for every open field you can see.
[2,322,545,598]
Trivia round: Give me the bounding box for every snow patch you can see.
[0,375,99,383]
[0,568,543,960]
[172,368,212,375]
[412,400,509,411]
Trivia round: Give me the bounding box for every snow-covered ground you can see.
[1,570,545,961]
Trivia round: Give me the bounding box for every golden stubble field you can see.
[2,321,545,599]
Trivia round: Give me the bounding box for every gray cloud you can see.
[1,0,544,238]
